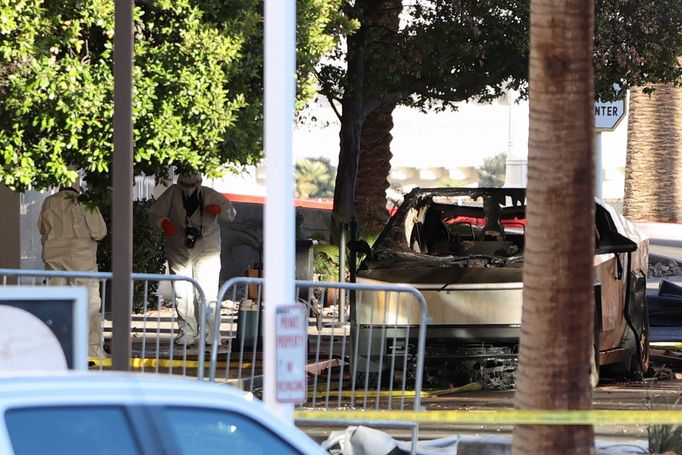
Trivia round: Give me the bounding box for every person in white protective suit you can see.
[150,173,236,346]
[37,183,107,358]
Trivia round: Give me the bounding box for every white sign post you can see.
[275,305,307,403]
[263,0,296,418]
[594,98,626,199]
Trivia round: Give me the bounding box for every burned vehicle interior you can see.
[407,191,526,258]
[358,188,527,285]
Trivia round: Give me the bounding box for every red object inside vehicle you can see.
[445,216,526,228]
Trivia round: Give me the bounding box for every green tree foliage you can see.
[594,0,682,100]
[477,153,507,188]
[295,156,335,199]
[321,0,682,112]
[0,0,346,199]
[319,1,530,120]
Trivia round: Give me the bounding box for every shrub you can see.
[649,424,682,454]
[96,199,167,313]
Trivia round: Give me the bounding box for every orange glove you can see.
[161,218,176,236]
[205,204,221,216]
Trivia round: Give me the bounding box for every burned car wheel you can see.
[627,292,650,380]
[625,270,650,380]
[628,318,650,380]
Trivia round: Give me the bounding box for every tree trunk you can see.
[333,95,364,227]
[355,0,401,239]
[623,83,682,222]
[331,2,367,238]
[512,0,595,453]
[356,104,394,237]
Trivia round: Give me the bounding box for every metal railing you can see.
[0,268,208,379]
[0,268,429,412]
[209,277,428,411]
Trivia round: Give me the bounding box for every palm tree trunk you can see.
[354,0,401,239]
[512,0,595,453]
[623,83,682,222]
[356,103,394,236]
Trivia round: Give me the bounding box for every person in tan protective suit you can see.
[38,182,107,358]
[150,173,236,346]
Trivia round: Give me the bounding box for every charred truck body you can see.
[353,187,649,389]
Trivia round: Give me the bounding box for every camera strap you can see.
[183,191,204,234]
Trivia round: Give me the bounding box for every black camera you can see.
[185,227,203,249]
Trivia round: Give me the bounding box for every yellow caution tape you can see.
[88,357,252,370]
[650,342,682,350]
[307,382,483,399]
[309,389,422,399]
[295,409,682,425]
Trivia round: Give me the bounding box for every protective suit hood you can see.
[178,173,202,198]
[177,173,203,185]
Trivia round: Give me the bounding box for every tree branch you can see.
[313,68,343,121]
[360,54,520,117]
[327,95,343,121]
[362,90,413,116]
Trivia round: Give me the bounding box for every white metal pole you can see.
[595,132,603,200]
[263,0,296,418]
[504,89,515,187]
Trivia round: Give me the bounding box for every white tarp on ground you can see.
[322,425,647,455]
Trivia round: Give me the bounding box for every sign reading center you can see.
[595,98,626,132]
[275,304,307,403]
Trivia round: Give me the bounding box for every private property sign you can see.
[595,98,626,132]
[275,305,307,403]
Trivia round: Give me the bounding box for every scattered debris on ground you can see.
[648,255,682,278]
[650,261,682,278]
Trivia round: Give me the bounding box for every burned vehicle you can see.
[353,187,649,389]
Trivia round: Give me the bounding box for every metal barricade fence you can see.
[210,277,428,411]
[0,268,208,380]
